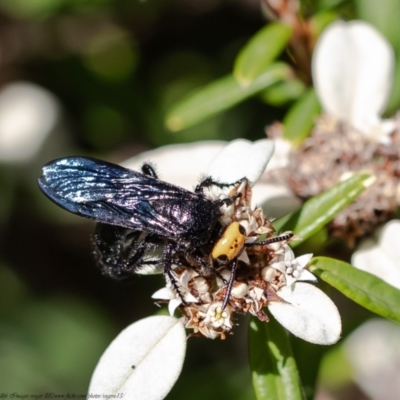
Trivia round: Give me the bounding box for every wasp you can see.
[38,156,292,309]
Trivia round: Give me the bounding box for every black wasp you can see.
[38,157,292,309]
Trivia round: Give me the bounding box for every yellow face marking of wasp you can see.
[212,222,246,261]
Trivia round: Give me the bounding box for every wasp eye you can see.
[238,224,246,235]
[217,255,229,263]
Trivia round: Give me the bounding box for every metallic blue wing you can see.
[38,156,212,240]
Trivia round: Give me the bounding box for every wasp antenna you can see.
[221,259,238,310]
[246,232,294,247]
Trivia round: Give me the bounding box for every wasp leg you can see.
[221,258,238,310]
[213,195,241,209]
[93,224,162,279]
[141,163,158,178]
[163,243,186,305]
[196,177,247,210]
[195,177,245,193]
[245,232,294,248]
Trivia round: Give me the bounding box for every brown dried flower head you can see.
[153,179,295,339]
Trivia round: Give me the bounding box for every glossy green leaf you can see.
[234,23,293,86]
[310,257,400,323]
[165,63,291,132]
[260,78,306,106]
[283,88,321,145]
[277,172,373,245]
[249,317,304,400]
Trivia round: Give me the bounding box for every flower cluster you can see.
[265,21,400,246]
[273,115,400,246]
[153,175,315,340]
[153,180,296,338]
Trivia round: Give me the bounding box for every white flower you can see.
[263,245,340,345]
[203,302,232,330]
[265,136,292,170]
[124,138,300,216]
[312,20,395,144]
[344,318,400,400]
[0,82,61,163]
[205,138,274,186]
[123,141,226,191]
[134,139,340,344]
[268,245,316,287]
[260,135,302,219]
[152,287,190,317]
[152,269,209,316]
[352,220,400,290]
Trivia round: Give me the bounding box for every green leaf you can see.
[309,11,339,37]
[356,0,400,50]
[234,23,293,86]
[283,88,321,145]
[165,63,291,132]
[386,53,400,114]
[249,317,305,400]
[316,0,348,10]
[276,172,373,245]
[290,337,327,400]
[260,78,306,106]
[310,257,400,323]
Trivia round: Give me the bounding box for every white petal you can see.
[183,293,199,304]
[355,116,396,144]
[254,137,300,216]
[207,139,275,185]
[283,245,295,262]
[152,287,175,300]
[352,220,400,290]
[271,261,286,273]
[379,220,400,261]
[268,282,341,344]
[238,250,249,263]
[297,269,318,282]
[285,275,297,287]
[295,253,313,269]
[351,240,400,289]
[312,20,394,132]
[168,298,183,316]
[123,141,226,190]
[265,137,292,170]
[0,82,60,163]
[89,315,186,400]
[344,319,400,400]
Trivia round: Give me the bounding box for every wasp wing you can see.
[38,156,201,237]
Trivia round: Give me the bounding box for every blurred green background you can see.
[0,0,399,398]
